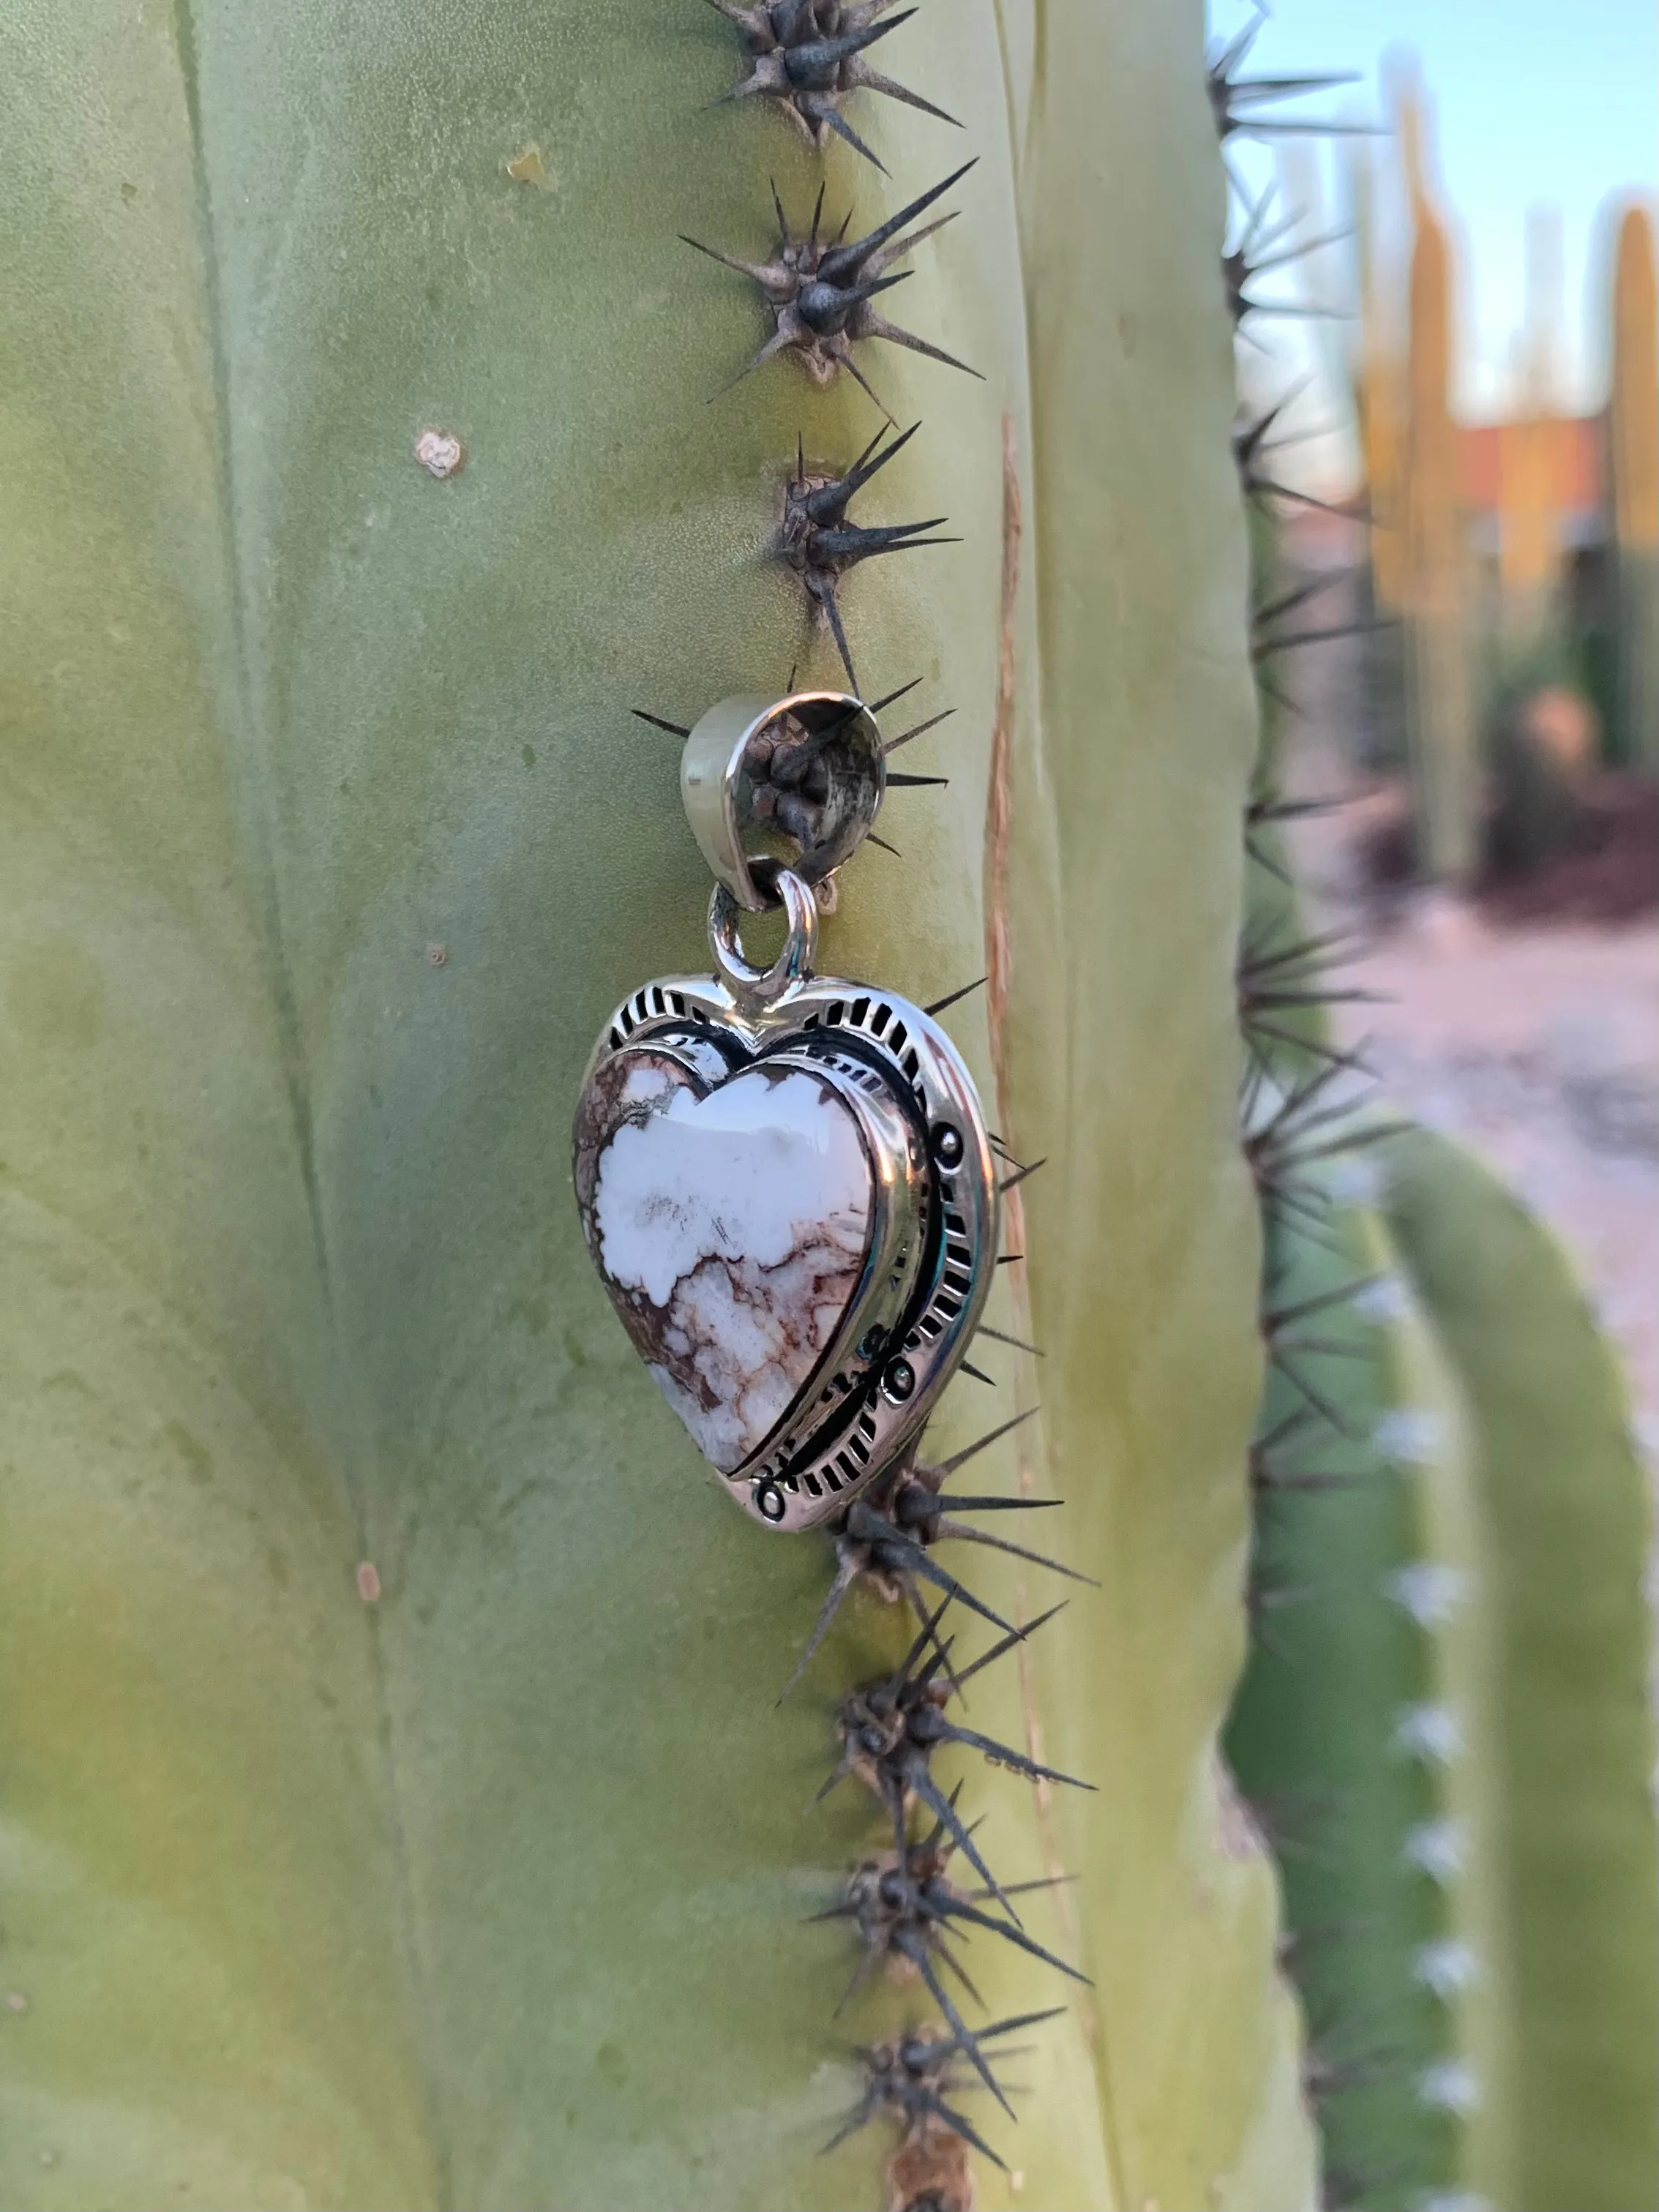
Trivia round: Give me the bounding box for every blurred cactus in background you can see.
[1401,190,1478,885]
[1332,65,1658,899]
[1607,200,1659,767]
[1495,211,1568,646]
[1350,143,1405,620]
[1220,35,1657,2212]
[1385,1130,1659,2212]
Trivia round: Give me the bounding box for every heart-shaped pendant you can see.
[572,867,997,1532]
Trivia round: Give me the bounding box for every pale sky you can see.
[1215,0,1658,432]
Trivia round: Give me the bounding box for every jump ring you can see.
[708,866,818,1012]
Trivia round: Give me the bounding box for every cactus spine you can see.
[1608,200,1659,765]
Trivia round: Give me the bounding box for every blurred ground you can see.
[1340,915,1656,1457]
[1273,550,1659,1471]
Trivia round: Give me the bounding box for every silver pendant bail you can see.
[679,689,886,913]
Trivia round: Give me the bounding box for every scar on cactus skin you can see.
[413,427,465,479]
[684,163,981,413]
[712,0,959,174]
[886,2122,974,2212]
[779,422,956,687]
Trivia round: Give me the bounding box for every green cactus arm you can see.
[1227,1191,1471,2212]
[0,0,1314,2205]
[1003,8,1317,2206]
[1385,1198,1515,2212]
[1383,1129,1659,2212]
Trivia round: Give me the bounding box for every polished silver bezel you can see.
[579,967,999,1533]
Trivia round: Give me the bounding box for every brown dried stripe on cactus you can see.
[713,0,959,173]
[779,423,957,686]
[685,164,982,411]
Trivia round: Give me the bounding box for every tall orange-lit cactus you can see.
[1349,140,1405,610]
[1402,199,1478,880]
[1608,202,1659,766]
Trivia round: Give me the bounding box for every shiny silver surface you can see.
[679,689,886,912]
[576,931,1000,1534]
[708,869,820,1014]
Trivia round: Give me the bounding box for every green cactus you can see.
[1228,1091,1659,2211]
[1607,200,1659,768]
[1223,60,1654,2212]
[1382,1129,1659,2212]
[0,1,1317,2207]
[1227,1190,1467,2212]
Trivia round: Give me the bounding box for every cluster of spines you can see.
[812,1596,1091,2186]
[1205,7,1363,147]
[779,423,959,688]
[684,161,982,419]
[786,1278,1097,2187]
[714,0,960,173]
[703,1,975,689]
[1235,937,1462,2202]
[699,16,1087,2206]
